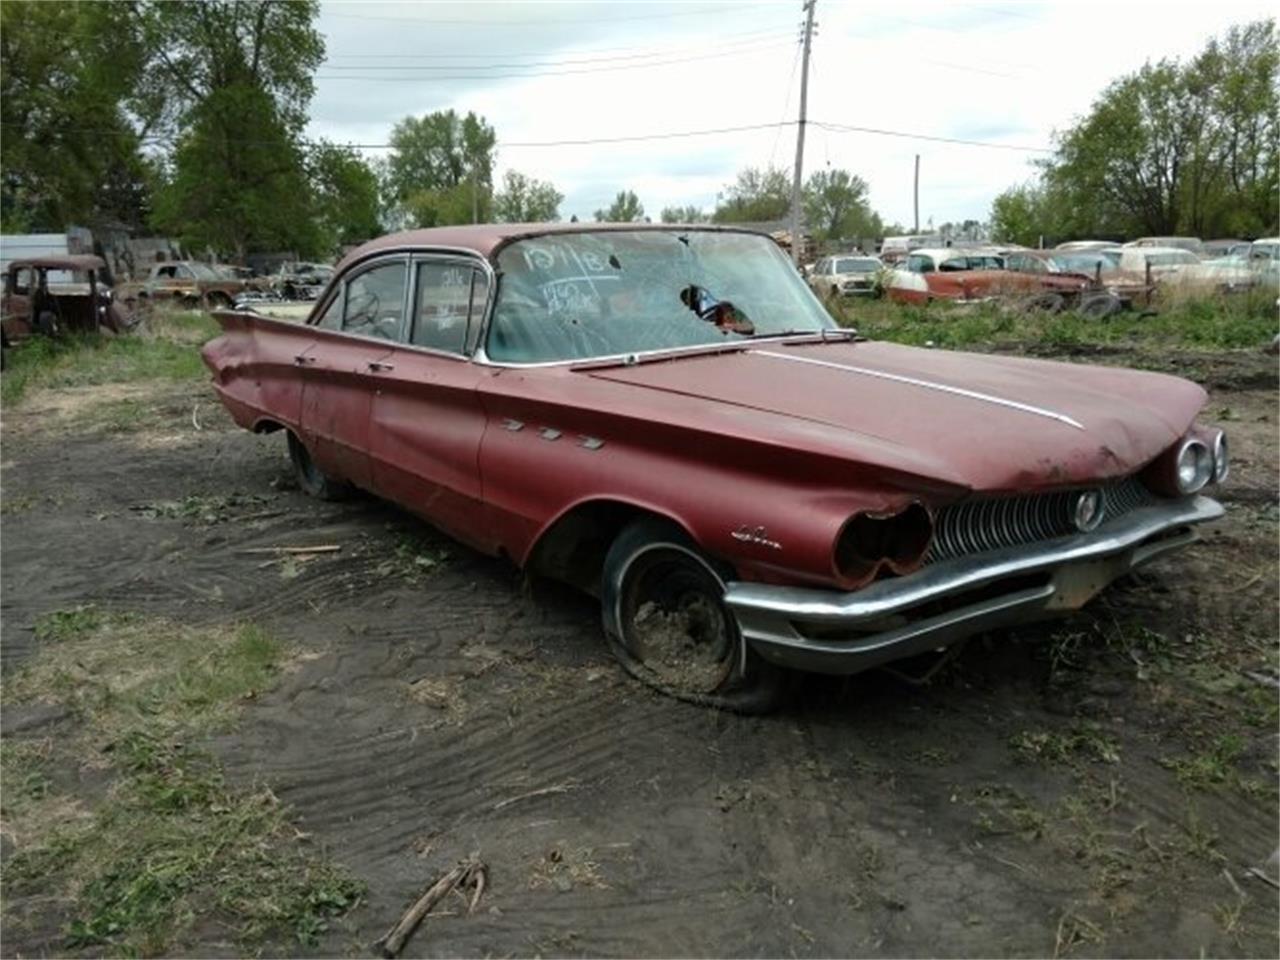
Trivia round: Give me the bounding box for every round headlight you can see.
[1175,439,1213,494]
[1211,430,1229,483]
[1073,490,1103,532]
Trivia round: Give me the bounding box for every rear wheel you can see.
[601,518,790,713]
[1078,292,1123,318]
[286,431,353,501]
[205,290,232,311]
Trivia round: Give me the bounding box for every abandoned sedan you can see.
[202,225,1226,711]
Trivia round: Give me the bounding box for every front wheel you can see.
[601,518,790,713]
[286,431,353,501]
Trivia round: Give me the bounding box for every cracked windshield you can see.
[487,230,834,362]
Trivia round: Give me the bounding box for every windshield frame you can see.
[476,227,838,368]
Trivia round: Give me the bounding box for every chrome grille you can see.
[925,477,1156,564]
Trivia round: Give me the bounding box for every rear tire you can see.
[287,431,353,501]
[601,517,790,713]
[1077,292,1123,318]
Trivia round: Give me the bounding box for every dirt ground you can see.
[2,344,1277,958]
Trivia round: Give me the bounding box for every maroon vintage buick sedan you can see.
[202,224,1226,711]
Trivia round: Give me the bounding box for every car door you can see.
[299,256,408,490]
[367,255,492,549]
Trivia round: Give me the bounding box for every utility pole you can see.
[788,0,816,265]
[913,154,920,234]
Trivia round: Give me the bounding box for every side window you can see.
[343,260,407,340]
[412,261,483,354]
[815,259,829,276]
[315,287,343,330]
[175,264,194,279]
[12,268,32,295]
[156,265,176,279]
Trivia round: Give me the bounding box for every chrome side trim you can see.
[724,496,1221,625]
[750,349,1086,430]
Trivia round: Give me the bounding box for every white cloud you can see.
[308,0,1276,227]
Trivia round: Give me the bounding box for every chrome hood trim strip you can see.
[751,349,1086,430]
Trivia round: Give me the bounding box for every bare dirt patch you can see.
[1,345,1276,957]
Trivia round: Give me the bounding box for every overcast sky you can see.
[306,0,1275,227]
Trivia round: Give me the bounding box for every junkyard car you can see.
[1,254,127,365]
[116,261,244,310]
[1002,249,1147,315]
[202,225,1227,711]
[885,247,1091,307]
[807,255,882,298]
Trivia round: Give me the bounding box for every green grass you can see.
[1,310,218,407]
[1010,724,1121,766]
[829,286,1277,351]
[2,609,363,955]
[1160,735,1248,791]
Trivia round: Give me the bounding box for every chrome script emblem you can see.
[731,525,782,550]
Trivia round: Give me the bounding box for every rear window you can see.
[833,258,878,273]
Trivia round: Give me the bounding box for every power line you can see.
[815,121,1051,153]
[0,118,1052,153]
[323,25,795,63]
[767,38,804,169]
[324,3,747,26]
[315,39,795,81]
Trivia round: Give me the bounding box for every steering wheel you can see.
[346,290,380,328]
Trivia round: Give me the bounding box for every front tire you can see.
[287,431,353,501]
[601,518,790,713]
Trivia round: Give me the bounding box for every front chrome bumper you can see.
[724,496,1223,675]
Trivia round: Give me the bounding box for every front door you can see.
[299,256,409,491]
[367,257,492,549]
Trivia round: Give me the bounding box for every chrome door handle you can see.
[367,361,394,372]
[293,354,316,365]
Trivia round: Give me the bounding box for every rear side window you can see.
[412,261,489,354]
[343,260,407,340]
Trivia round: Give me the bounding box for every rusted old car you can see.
[885,247,1094,308]
[1,254,128,363]
[202,225,1227,711]
[115,261,244,310]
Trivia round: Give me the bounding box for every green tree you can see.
[660,205,707,223]
[140,0,326,259]
[494,170,563,222]
[0,1,150,231]
[385,110,496,227]
[594,190,645,222]
[989,183,1052,245]
[309,142,381,251]
[1009,18,1278,240]
[152,85,320,258]
[802,169,882,241]
[712,166,790,222]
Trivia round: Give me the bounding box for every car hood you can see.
[584,340,1206,494]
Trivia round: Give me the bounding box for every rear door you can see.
[367,255,493,549]
[300,255,408,490]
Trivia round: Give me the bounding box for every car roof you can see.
[338,222,767,270]
[1121,246,1195,256]
[8,254,106,271]
[907,247,1001,260]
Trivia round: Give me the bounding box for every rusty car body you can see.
[1,254,128,362]
[115,260,244,310]
[202,224,1227,711]
[884,247,1092,307]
